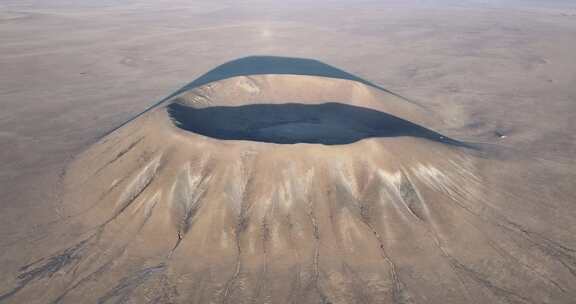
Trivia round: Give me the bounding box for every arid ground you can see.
[1,1,576,303]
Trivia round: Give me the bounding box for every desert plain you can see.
[1,1,576,303]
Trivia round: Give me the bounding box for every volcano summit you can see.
[2,57,575,304]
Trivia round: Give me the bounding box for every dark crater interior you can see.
[168,102,464,145]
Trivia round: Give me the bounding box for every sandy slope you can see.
[1,1,576,304]
[1,68,575,303]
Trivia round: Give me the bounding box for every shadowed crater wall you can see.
[179,56,385,91]
[106,56,416,136]
[168,102,464,145]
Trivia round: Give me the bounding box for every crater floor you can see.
[168,102,462,145]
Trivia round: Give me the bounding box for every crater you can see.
[168,102,463,145]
